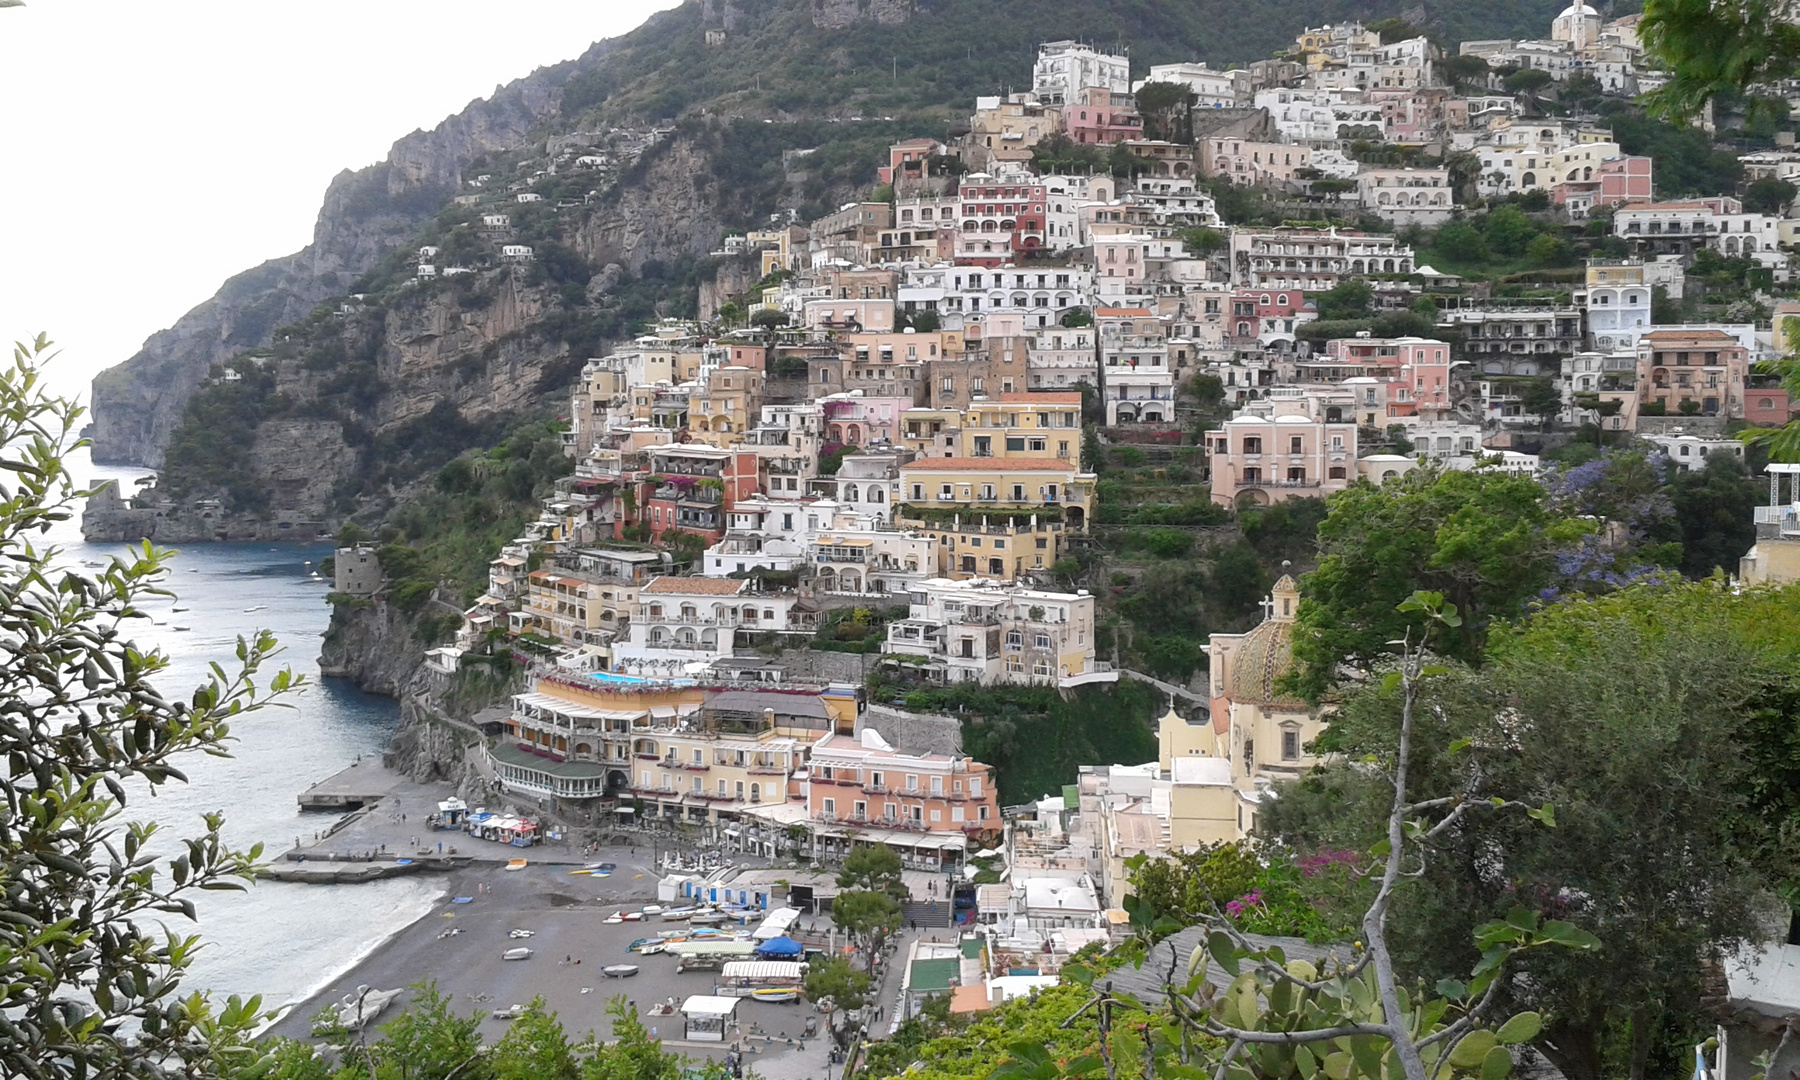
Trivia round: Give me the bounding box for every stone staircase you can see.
[901,898,953,929]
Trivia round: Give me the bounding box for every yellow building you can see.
[687,366,763,444]
[1204,575,1331,836]
[892,457,1094,580]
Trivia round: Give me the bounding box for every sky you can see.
[0,0,682,403]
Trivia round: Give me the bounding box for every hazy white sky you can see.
[0,0,681,401]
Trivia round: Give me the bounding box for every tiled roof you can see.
[641,576,747,595]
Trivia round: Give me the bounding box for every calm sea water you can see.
[54,449,446,1015]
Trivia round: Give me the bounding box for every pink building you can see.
[955,175,1048,267]
[1228,289,1318,345]
[1745,387,1793,426]
[1064,87,1144,144]
[1295,336,1453,417]
[1204,138,1312,187]
[1206,413,1359,507]
[820,393,912,446]
[1597,156,1653,206]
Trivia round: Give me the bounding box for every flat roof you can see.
[909,957,960,992]
[681,995,742,1016]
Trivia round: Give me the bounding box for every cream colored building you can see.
[1205,575,1331,836]
[1740,464,1800,586]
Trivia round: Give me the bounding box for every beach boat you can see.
[658,907,697,921]
[637,941,667,955]
[173,626,190,632]
[502,947,533,961]
[326,985,405,1031]
[508,929,535,939]
[640,905,664,917]
[504,858,528,872]
[619,911,644,922]
[604,913,625,924]
[751,989,800,1004]
[689,912,729,926]
[584,861,617,871]
[567,869,594,876]
[491,1004,526,1021]
[601,964,639,978]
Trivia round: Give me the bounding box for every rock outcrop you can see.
[319,598,434,697]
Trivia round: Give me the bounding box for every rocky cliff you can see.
[88,25,644,467]
[319,598,434,697]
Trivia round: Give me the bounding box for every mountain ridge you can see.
[89,0,1573,469]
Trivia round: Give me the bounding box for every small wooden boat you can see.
[502,947,533,961]
[751,989,799,1003]
[601,964,639,978]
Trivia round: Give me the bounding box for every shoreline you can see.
[264,873,451,1032]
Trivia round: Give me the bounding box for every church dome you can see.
[1225,575,1306,707]
[1558,2,1599,16]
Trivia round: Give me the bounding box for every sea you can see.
[51,449,447,1016]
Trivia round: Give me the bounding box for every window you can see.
[1282,727,1301,760]
[1243,436,1262,454]
[1035,633,1052,649]
[823,797,835,815]
[1289,435,1303,454]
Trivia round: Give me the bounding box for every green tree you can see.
[1442,54,1491,89]
[1291,468,1590,696]
[0,335,300,1080]
[1503,67,1555,96]
[1176,225,1227,256]
[1134,80,1196,143]
[1668,453,1760,576]
[1517,377,1564,428]
[997,594,1597,1080]
[1481,205,1539,257]
[1314,276,1374,320]
[1269,585,1786,1080]
[804,954,871,1012]
[749,308,790,330]
[838,841,907,899]
[1525,231,1570,266]
[1744,175,1798,214]
[1639,0,1800,122]
[831,889,902,969]
[1432,220,1490,264]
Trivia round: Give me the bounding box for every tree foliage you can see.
[1291,468,1590,697]
[0,336,301,1079]
[1267,582,1795,1080]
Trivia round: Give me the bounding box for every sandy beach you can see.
[269,767,861,1078]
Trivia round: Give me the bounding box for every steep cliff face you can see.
[319,599,433,697]
[88,33,628,466]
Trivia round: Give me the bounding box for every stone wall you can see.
[856,703,964,757]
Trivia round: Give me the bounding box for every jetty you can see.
[298,760,402,810]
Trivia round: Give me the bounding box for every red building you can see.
[635,444,760,545]
[955,175,1047,266]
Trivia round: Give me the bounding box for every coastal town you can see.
[262,10,1800,1070]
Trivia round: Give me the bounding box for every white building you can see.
[1032,41,1131,106]
[882,579,1113,687]
[1134,63,1244,108]
[616,577,804,671]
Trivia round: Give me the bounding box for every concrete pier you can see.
[297,760,404,810]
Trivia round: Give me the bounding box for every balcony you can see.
[683,762,710,771]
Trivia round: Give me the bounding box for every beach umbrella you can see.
[755,936,803,957]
